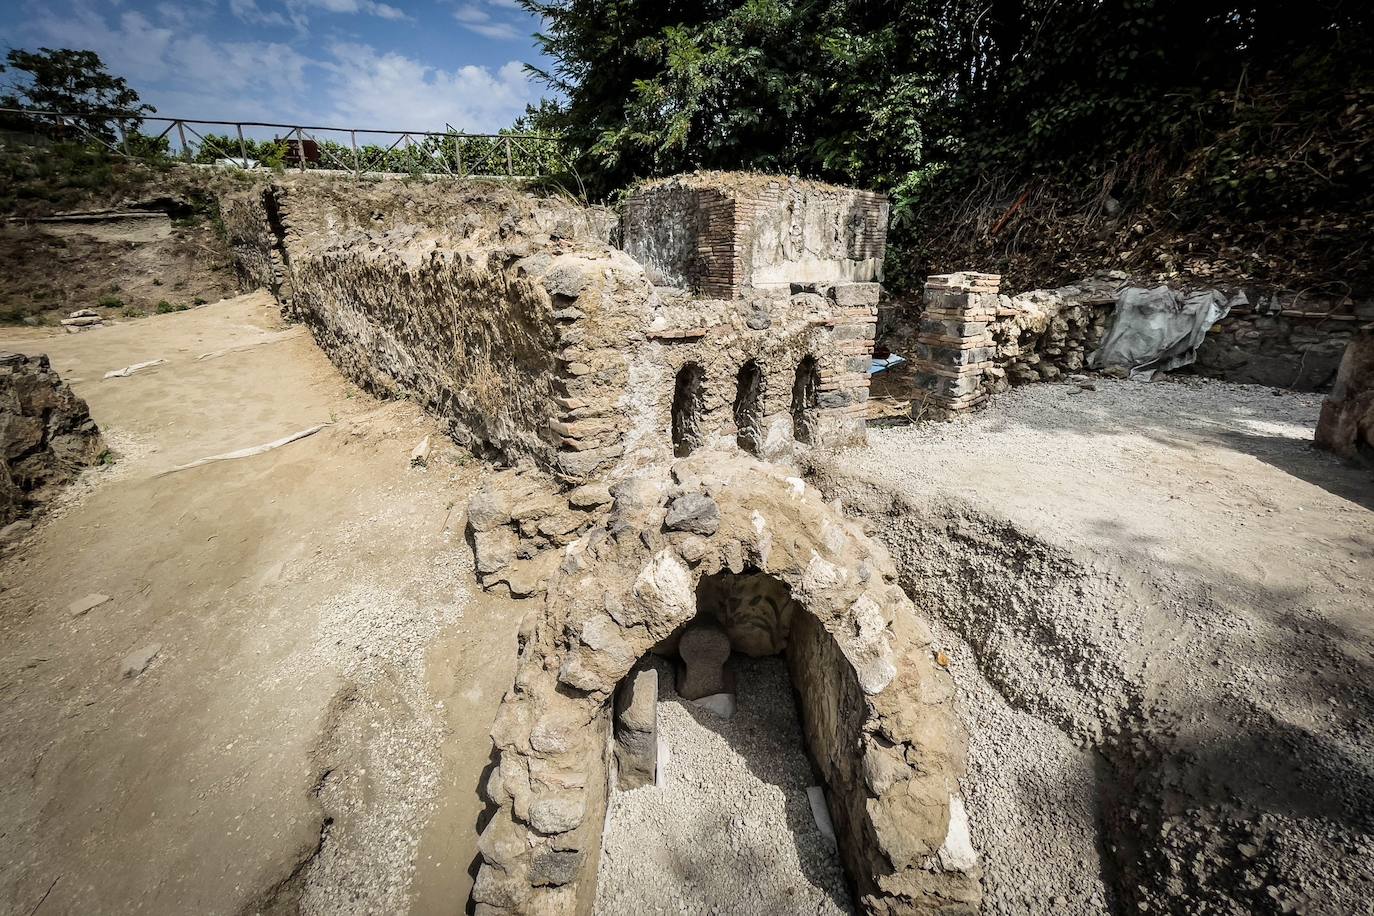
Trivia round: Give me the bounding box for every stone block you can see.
[614,665,658,790]
[918,318,988,339]
[832,282,881,307]
[664,492,720,536]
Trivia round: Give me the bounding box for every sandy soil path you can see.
[0,294,518,915]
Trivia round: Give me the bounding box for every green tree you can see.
[1,48,154,144]
[524,0,1373,291]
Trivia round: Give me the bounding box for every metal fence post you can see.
[296,127,306,172]
[351,129,359,178]
[176,120,190,160]
[505,136,513,176]
[236,123,248,166]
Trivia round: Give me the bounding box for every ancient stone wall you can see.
[623,172,888,298]
[1315,330,1374,463]
[220,186,291,306]
[1,351,104,526]
[225,174,879,479]
[625,283,877,464]
[467,456,981,915]
[222,180,649,479]
[1196,311,1366,391]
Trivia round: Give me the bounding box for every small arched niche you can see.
[792,355,820,444]
[732,359,766,455]
[671,362,706,457]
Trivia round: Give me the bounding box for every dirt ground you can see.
[0,293,520,915]
[4,292,1372,915]
[809,377,1374,914]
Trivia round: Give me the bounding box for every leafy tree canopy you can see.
[522,0,1373,292]
[1,47,154,143]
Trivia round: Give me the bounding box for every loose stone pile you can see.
[0,351,105,528]
[595,655,854,916]
[60,308,106,333]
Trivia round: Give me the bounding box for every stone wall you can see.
[624,282,878,464]
[1196,311,1367,391]
[224,174,880,480]
[222,180,650,480]
[623,172,888,298]
[1315,330,1374,463]
[219,185,292,307]
[888,273,1368,421]
[1,351,104,527]
[467,455,981,915]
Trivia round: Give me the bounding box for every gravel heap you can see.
[595,656,854,915]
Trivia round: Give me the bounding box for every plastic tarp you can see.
[1090,286,1230,380]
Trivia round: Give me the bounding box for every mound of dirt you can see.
[809,377,1374,914]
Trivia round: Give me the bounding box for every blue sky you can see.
[0,0,554,133]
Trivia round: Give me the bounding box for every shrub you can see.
[97,294,123,308]
[154,300,188,314]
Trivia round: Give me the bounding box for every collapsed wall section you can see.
[0,351,105,525]
[624,172,888,298]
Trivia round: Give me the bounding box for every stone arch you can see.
[671,362,706,457]
[472,457,980,915]
[732,359,766,455]
[792,354,821,444]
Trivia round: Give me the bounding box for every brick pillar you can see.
[909,272,1001,418]
[814,282,880,444]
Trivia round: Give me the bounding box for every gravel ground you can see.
[810,375,1374,915]
[595,655,854,916]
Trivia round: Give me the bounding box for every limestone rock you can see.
[474,527,518,575]
[468,488,512,532]
[664,492,720,536]
[529,792,586,835]
[68,593,111,618]
[120,643,161,678]
[0,352,104,525]
[566,482,611,509]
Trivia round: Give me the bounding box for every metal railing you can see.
[0,108,571,183]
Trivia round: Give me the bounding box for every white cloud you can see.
[321,43,538,131]
[287,0,413,22]
[9,1,543,134]
[228,0,291,27]
[450,0,527,40]
[453,3,492,23]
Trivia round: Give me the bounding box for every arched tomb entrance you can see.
[470,456,981,915]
